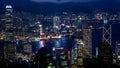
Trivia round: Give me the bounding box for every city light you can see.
[6,5,12,9]
[0,1,120,68]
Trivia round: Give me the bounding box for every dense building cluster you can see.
[0,5,120,68]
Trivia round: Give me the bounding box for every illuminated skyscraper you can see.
[53,16,60,29]
[115,41,120,58]
[83,28,92,58]
[102,20,112,45]
[77,16,82,30]
[4,5,16,60]
[5,5,14,41]
[82,20,93,58]
[77,40,84,67]
[23,43,32,54]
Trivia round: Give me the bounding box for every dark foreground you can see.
[0,58,120,68]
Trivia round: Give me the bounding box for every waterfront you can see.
[0,0,120,68]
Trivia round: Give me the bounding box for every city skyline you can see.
[0,0,120,68]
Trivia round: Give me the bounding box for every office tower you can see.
[5,5,14,41]
[4,5,16,60]
[98,43,113,64]
[115,41,120,58]
[71,46,77,65]
[82,20,93,58]
[103,19,112,45]
[23,43,32,54]
[83,28,92,58]
[76,40,84,68]
[38,22,43,36]
[54,47,69,68]
[77,16,82,30]
[53,16,60,29]
[95,13,103,20]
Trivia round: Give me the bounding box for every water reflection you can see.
[61,38,67,47]
[54,39,61,48]
[32,38,67,53]
[32,40,46,53]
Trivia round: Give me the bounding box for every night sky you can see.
[31,0,98,3]
[0,0,119,14]
[1,0,120,5]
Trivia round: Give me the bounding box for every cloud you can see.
[31,0,97,3]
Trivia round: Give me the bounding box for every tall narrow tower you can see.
[5,5,14,41]
[77,16,82,30]
[102,20,112,45]
[115,41,120,57]
[4,5,16,60]
[83,28,92,58]
[53,16,60,29]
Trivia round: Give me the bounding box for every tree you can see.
[34,47,52,68]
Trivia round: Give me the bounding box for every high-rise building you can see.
[102,21,112,45]
[53,16,60,29]
[77,16,82,30]
[83,28,92,58]
[82,21,93,58]
[23,43,32,54]
[98,43,113,64]
[76,40,84,68]
[4,5,16,60]
[5,5,14,41]
[115,41,120,58]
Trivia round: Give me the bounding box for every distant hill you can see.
[0,0,120,14]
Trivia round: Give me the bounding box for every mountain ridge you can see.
[0,1,120,14]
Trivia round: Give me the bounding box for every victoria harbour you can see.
[0,0,120,68]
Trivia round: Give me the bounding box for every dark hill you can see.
[0,0,120,14]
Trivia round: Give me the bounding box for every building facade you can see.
[4,5,16,60]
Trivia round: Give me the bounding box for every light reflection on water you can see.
[32,38,67,53]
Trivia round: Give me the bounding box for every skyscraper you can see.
[115,41,120,58]
[5,5,14,41]
[102,21,112,45]
[4,5,16,60]
[53,16,60,29]
[77,16,82,30]
[83,28,92,58]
